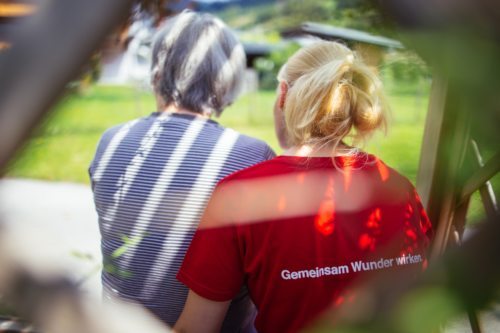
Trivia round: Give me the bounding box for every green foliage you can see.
[309,286,467,333]
[220,3,278,30]
[395,287,463,333]
[216,0,393,38]
[102,262,133,279]
[269,41,301,72]
[278,0,337,29]
[67,52,102,94]
[102,232,148,279]
[70,250,94,261]
[0,300,17,317]
[335,0,391,34]
[112,233,148,259]
[382,51,430,83]
[254,42,301,90]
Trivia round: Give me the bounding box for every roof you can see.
[243,41,277,56]
[282,22,403,49]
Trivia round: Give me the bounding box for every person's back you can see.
[90,112,273,324]
[89,11,274,328]
[174,41,433,333]
[177,153,431,332]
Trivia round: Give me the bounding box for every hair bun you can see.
[278,41,387,147]
[352,100,384,132]
[313,82,353,137]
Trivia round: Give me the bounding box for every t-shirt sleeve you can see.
[177,187,245,302]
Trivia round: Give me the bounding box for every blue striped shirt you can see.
[89,112,275,327]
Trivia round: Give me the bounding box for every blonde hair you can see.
[277,41,388,154]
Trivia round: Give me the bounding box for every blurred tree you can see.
[254,42,301,90]
[278,0,394,35]
[382,50,430,83]
[216,0,393,36]
[278,0,336,28]
[335,0,391,33]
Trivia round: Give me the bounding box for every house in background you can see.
[282,22,403,70]
[99,16,277,92]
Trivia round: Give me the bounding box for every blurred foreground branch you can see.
[0,226,171,333]
[0,0,133,171]
[309,216,500,333]
[0,0,175,331]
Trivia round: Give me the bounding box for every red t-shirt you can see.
[178,154,433,333]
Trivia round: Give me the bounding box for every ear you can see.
[278,81,288,109]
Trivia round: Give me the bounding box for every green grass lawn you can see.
[6,80,431,185]
[6,86,156,183]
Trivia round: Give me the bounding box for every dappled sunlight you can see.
[375,158,390,182]
[366,208,382,229]
[277,194,287,212]
[343,163,353,191]
[296,171,306,184]
[358,233,376,251]
[314,176,336,236]
[400,191,433,259]
[334,295,345,307]
[358,208,382,252]
[199,168,387,229]
[338,154,363,192]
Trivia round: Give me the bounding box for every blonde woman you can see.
[174,41,433,333]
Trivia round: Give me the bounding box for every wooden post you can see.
[415,75,471,259]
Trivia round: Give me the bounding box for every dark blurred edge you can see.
[0,0,133,173]
[0,0,132,329]
[0,0,499,332]
[376,0,500,33]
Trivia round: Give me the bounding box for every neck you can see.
[283,142,353,157]
[160,104,211,119]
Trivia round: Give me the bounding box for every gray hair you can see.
[150,11,246,116]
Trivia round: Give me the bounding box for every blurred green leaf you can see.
[396,287,463,333]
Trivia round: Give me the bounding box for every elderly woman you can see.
[174,41,433,333]
[89,11,274,330]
